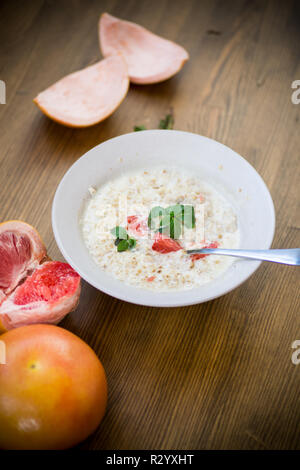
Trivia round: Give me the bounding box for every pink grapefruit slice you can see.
[34,53,129,127]
[127,215,148,238]
[0,261,81,331]
[0,220,47,297]
[99,13,189,84]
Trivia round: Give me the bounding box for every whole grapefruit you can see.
[0,324,107,449]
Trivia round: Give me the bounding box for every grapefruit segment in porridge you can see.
[190,241,219,261]
[81,167,239,291]
[152,233,182,254]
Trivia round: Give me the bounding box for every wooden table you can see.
[1,0,299,450]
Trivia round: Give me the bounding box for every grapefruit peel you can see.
[34,54,129,127]
[99,13,189,84]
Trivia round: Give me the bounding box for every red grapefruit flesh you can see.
[0,261,81,330]
[152,233,182,254]
[99,13,189,84]
[0,291,6,307]
[34,54,129,127]
[0,221,46,297]
[190,241,219,261]
[127,215,148,237]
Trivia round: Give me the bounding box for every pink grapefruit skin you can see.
[0,324,107,450]
[34,54,129,127]
[99,13,189,84]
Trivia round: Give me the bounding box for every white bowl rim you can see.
[52,130,276,307]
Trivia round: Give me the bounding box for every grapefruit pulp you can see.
[0,220,46,296]
[0,221,81,331]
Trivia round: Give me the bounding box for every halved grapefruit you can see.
[0,221,81,332]
[34,53,129,127]
[0,262,80,331]
[0,220,47,296]
[99,13,189,84]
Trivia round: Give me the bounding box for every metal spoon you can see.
[186,248,300,266]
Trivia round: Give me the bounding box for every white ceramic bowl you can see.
[52,130,275,307]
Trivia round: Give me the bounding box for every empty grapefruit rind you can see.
[0,220,47,297]
[34,53,129,127]
[0,262,81,331]
[99,13,189,84]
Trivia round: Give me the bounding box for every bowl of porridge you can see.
[52,130,275,307]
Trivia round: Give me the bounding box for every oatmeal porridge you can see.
[81,167,239,291]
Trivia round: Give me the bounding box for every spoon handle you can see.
[186,248,300,266]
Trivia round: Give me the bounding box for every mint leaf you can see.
[164,205,183,239]
[111,227,137,252]
[117,239,129,252]
[171,218,182,239]
[148,206,165,230]
[111,226,128,239]
[134,125,146,131]
[182,205,195,228]
[149,206,165,218]
[159,114,174,130]
[157,216,181,239]
[165,204,184,217]
[148,204,195,240]
[160,214,172,227]
[158,204,195,238]
[128,238,136,249]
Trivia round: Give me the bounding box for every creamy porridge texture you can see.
[81,167,239,291]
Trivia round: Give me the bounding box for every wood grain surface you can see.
[0,0,299,450]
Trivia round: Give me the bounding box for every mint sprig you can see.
[111,226,128,239]
[148,206,165,230]
[147,204,195,239]
[159,114,174,130]
[133,113,174,132]
[111,226,136,252]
